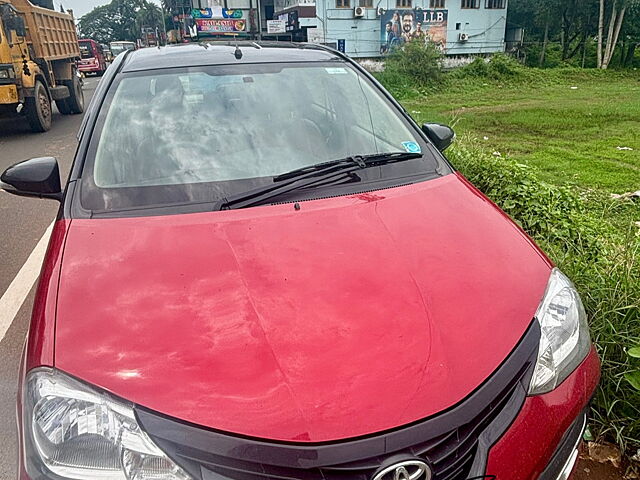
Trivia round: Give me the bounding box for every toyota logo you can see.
[372,460,432,480]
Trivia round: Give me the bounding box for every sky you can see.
[53,0,162,19]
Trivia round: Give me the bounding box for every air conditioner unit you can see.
[354,6,365,17]
[459,33,470,42]
[376,6,385,16]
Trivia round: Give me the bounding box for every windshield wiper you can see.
[273,151,423,182]
[218,152,423,211]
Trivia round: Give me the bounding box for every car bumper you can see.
[486,346,600,479]
[18,347,600,480]
[78,65,100,72]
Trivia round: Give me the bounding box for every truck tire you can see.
[62,71,84,114]
[25,81,52,133]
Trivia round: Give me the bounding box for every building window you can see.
[429,0,445,7]
[336,0,350,8]
[461,0,479,7]
[485,0,505,7]
[360,0,373,7]
[396,0,411,7]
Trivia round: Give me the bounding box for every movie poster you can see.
[380,9,447,54]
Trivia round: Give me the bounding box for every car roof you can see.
[120,42,343,73]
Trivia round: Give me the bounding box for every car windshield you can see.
[110,45,125,56]
[82,61,440,213]
[110,43,134,56]
[79,41,93,59]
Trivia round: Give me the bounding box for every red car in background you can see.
[77,39,107,76]
[2,43,599,480]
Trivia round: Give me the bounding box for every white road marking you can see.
[0,222,54,342]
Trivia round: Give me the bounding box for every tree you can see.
[508,0,640,69]
[161,0,191,32]
[79,0,161,44]
[597,0,635,68]
[136,2,164,42]
[558,0,598,61]
[618,1,640,66]
[507,0,561,67]
[597,0,605,67]
[78,4,118,44]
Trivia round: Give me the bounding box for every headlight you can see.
[529,268,591,395]
[24,368,191,480]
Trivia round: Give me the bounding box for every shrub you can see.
[382,39,444,87]
[461,57,490,77]
[447,144,640,455]
[374,69,420,100]
[450,53,530,81]
[445,145,607,260]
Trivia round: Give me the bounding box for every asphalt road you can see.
[0,78,98,479]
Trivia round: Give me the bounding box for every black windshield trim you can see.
[85,171,442,219]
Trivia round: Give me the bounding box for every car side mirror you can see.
[422,123,456,152]
[0,157,63,201]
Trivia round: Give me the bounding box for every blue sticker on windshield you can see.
[402,141,421,154]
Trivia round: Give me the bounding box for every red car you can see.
[77,39,107,76]
[2,43,599,480]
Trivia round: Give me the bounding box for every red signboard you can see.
[196,18,246,33]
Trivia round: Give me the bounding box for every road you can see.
[0,77,98,478]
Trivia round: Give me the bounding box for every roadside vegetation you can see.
[375,45,640,463]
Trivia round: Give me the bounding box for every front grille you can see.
[137,321,540,480]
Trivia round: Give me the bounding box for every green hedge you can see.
[447,144,640,454]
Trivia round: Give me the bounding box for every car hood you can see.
[55,174,551,442]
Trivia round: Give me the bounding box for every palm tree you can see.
[137,1,162,28]
[162,0,192,14]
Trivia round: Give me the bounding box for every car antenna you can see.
[233,35,243,60]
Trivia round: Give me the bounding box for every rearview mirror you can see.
[422,123,456,152]
[0,157,63,201]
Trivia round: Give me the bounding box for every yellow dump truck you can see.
[0,0,83,132]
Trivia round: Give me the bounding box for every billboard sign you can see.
[196,18,247,34]
[267,20,286,34]
[192,8,243,19]
[380,9,447,54]
[278,10,299,31]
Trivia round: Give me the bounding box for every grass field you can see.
[384,68,640,462]
[402,73,640,193]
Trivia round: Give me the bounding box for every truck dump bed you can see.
[6,0,79,61]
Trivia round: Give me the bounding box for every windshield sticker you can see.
[402,141,421,154]
[325,67,348,75]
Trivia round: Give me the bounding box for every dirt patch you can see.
[573,458,624,480]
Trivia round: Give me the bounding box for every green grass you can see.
[381,67,640,458]
[402,72,640,193]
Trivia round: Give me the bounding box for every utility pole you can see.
[159,4,168,45]
[257,0,262,40]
